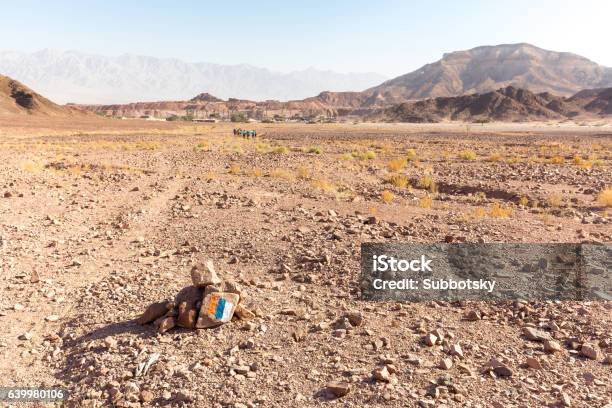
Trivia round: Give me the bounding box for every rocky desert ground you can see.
[0,120,611,407]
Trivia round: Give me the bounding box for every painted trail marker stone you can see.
[195,292,240,328]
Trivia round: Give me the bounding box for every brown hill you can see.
[568,88,612,115]
[378,86,611,123]
[0,74,85,116]
[367,43,612,102]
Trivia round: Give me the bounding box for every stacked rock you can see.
[137,260,256,333]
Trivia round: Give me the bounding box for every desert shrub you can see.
[381,190,394,203]
[340,152,354,161]
[596,188,612,207]
[487,152,502,162]
[472,207,486,218]
[388,174,409,188]
[549,156,564,165]
[308,146,323,154]
[270,168,294,180]
[203,171,216,181]
[489,202,513,218]
[518,196,529,207]
[228,164,241,175]
[573,155,584,165]
[352,150,376,160]
[458,150,477,161]
[418,196,433,208]
[546,193,562,208]
[249,167,263,177]
[417,175,436,192]
[271,146,289,154]
[195,141,211,151]
[311,178,335,192]
[387,158,407,172]
[406,149,417,162]
[296,166,311,180]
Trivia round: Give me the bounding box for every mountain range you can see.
[367,43,612,103]
[0,49,386,104]
[1,44,611,107]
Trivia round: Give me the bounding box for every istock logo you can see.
[372,254,433,272]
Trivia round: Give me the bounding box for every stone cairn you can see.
[137,260,256,333]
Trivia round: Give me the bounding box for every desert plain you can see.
[0,117,610,407]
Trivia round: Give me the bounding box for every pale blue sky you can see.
[1,0,610,76]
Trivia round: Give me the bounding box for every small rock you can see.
[525,357,542,369]
[603,355,612,365]
[465,310,481,321]
[191,260,221,287]
[372,366,391,382]
[493,365,513,377]
[155,316,175,334]
[424,333,438,346]
[140,390,154,403]
[45,315,59,322]
[522,327,552,341]
[543,339,562,353]
[234,304,256,320]
[439,358,453,370]
[560,392,571,407]
[580,344,598,360]
[326,382,350,398]
[450,344,463,358]
[137,301,172,325]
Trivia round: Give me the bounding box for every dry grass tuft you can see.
[458,150,477,161]
[387,174,409,188]
[489,202,513,218]
[248,167,263,177]
[418,196,433,208]
[271,146,289,154]
[549,156,565,165]
[307,146,323,154]
[311,178,335,192]
[596,188,612,207]
[228,164,241,175]
[381,190,394,203]
[417,175,437,192]
[518,196,529,207]
[487,152,502,162]
[546,193,562,208]
[296,166,311,180]
[270,168,294,180]
[406,148,417,162]
[387,158,407,172]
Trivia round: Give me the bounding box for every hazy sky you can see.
[1,0,611,77]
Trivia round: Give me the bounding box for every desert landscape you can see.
[1,109,611,407]
[1,7,612,404]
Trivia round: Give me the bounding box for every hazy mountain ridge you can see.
[0,49,387,104]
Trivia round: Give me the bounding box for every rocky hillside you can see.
[568,88,612,115]
[85,85,612,123]
[378,86,610,123]
[0,74,84,116]
[367,43,612,102]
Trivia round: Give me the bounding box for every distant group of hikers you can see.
[233,128,257,138]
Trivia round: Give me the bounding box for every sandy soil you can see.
[0,120,610,407]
